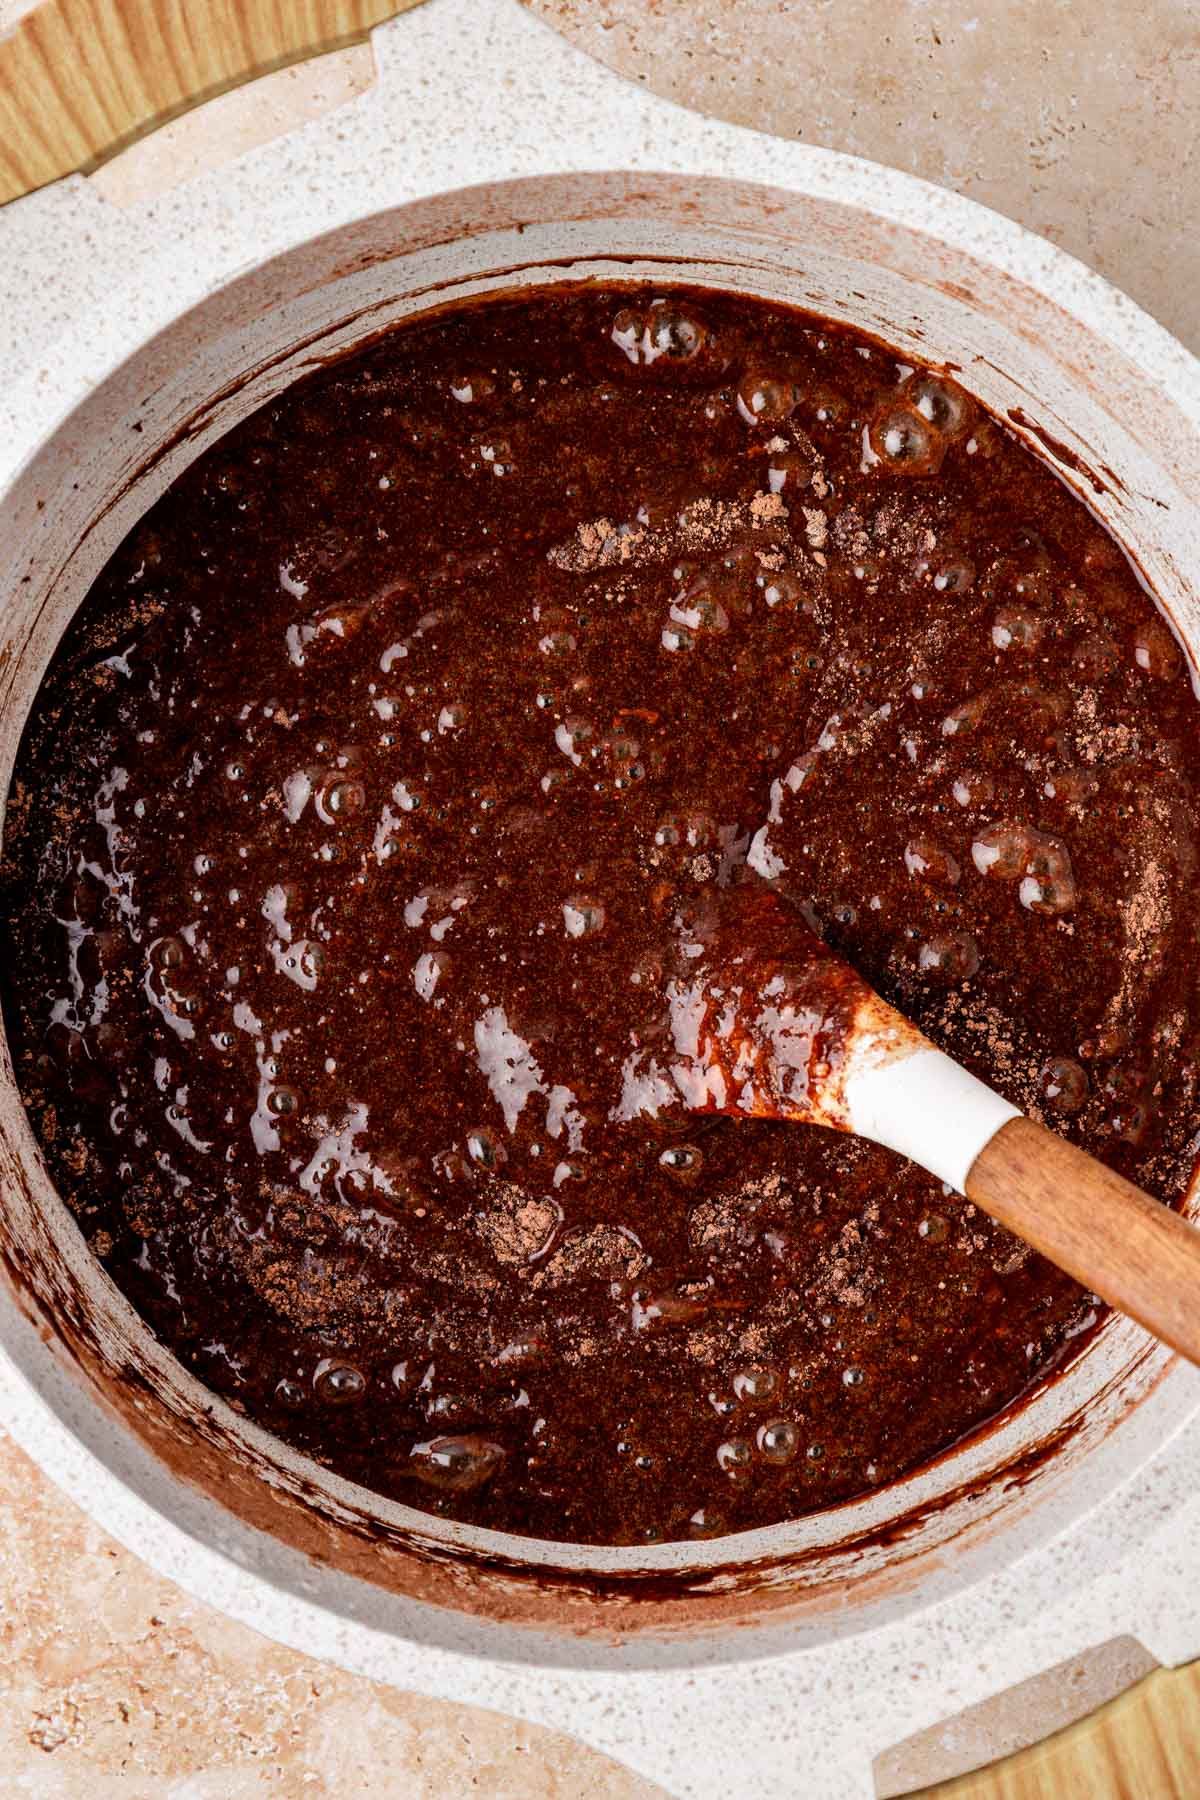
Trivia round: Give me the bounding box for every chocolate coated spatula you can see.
[670,884,1200,1367]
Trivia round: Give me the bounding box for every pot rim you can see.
[2,163,1197,1623]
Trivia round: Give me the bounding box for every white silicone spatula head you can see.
[651,880,1200,1368]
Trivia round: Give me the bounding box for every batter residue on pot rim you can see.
[4,284,1199,1546]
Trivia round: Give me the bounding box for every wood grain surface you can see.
[0,0,421,204]
[926,1661,1200,1798]
[1,0,1198,1793]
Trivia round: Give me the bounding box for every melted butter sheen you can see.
[4,285,1199,1546]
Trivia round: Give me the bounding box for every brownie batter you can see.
[4,286,1199,1546]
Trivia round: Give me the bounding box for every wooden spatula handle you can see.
[966,1116,1200,1366]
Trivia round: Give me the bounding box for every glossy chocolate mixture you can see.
[5,286,1199,1546]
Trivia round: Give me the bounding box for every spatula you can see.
[660,881,1200,1367]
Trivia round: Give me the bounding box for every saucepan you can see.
[1,1,1198,1793]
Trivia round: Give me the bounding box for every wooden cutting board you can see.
[0,0,422,203]
[925,1662,1200,1797]
[0,2,1196,1792]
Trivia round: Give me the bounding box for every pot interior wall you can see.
[0,173,1197,1652]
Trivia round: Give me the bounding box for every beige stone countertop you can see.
[6,1406,1200,1797]
[0,1423,654,1798]
[527,0,1200,356]
[1,3,1198,1797]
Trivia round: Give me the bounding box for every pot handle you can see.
[0,0,427,209]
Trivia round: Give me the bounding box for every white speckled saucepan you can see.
[1,1,1199,1795]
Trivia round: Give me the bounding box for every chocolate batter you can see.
[4,286,1198,1545]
